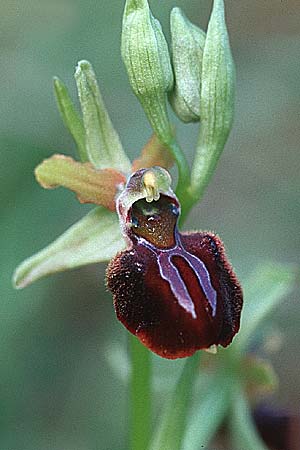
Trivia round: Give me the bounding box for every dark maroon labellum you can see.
[107,168,243,359]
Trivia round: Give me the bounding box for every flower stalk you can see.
[129,336,152,450]
[149,352,201,450]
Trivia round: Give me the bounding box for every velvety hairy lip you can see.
[106,168,243,359]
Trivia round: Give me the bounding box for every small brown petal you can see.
[35,154,126,211]
[132,134,174,172]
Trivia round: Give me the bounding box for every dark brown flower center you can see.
[130,196,179,249]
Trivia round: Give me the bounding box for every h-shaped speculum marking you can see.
[140,234,217,319]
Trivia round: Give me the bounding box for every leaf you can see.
[234,262,296,352]
[35,154,126,211]
[13,207,125,289]
[149,353,200,450]
[131,133,174,171]
[75,60,132,173]
[182,373,231,450]
[53,77,87,162]
[230,384,269,450]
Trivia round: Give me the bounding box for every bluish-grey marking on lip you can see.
[139,234,217,318]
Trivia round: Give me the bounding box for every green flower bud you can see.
[189,0,236,201]
[121,0,173,143]
[169,8,206,123]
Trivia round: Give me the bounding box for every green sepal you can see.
[13,207,125,289]
[75,60,131,173]
[169,8,206,123]
[53,76,88,162]
[189,0,236,202]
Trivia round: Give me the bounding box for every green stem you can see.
[230,383,269,450]
[182,368,232,449]
[149,352,201,450]
[129,334,152,450]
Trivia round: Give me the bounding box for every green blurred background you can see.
[2,0,299,448]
